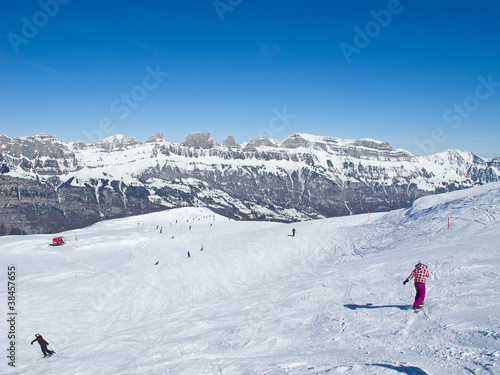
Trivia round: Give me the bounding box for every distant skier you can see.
[31,334,54,357]
[155,261,159,265]
[187,251,191,258]
[292,228,296,237]
[403,261,430,310]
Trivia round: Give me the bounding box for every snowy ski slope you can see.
[1,182,499,374]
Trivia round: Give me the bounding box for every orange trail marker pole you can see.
[334,242,337,254]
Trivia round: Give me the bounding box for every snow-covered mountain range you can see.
[1,132,499,235]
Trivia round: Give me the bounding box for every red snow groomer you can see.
[49,236,66,246]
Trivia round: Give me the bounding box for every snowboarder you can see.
[403,261,430,310]
[292,228,296,237]
[31,334,54,357]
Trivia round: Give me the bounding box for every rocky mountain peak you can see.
[4,133,69,159]
[280,133,313,149]
[146,132,165,143]
[32,133,59,140]
[223,135,240,148]
[245,136,278,149]
[182,132,218,149]
[91,134,139,151]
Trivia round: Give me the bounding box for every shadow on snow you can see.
[344,303,412,311]
[368,363,428,374]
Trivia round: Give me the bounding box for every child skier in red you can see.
[403,261,430,310]
[31,334,54,357]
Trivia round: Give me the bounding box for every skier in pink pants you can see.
[403,261,429,310]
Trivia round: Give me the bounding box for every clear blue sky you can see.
[1,1,499,157]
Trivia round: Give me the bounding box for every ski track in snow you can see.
[1,182,500,374]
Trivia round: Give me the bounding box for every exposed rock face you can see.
[246,136,278,148]
[0,132,499,235]
[91,134,139,152]
[181,132,218,149]
[223,135,239,148]
[0,175,65,235]
[146,132,165,143]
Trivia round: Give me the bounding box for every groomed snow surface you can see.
[2,182,500,375]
